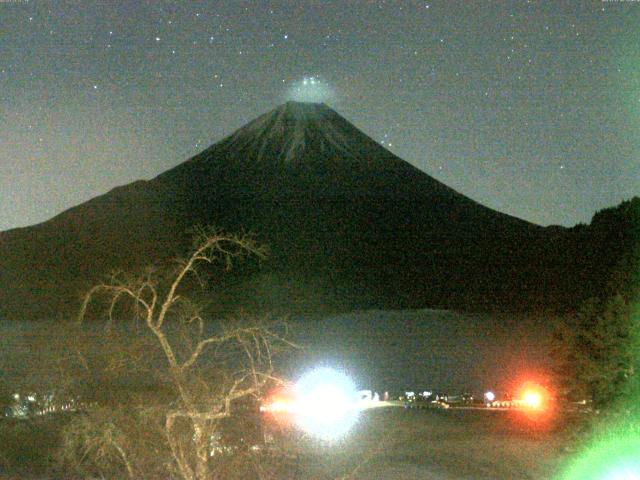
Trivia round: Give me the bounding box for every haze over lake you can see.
[2,309,551,397]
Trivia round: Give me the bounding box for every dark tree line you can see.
[551,197,640,409]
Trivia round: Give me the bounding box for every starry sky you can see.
[1,0,638,231]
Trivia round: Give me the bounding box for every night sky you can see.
[1,0,638,232]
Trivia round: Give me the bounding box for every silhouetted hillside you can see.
[0,102,636,320]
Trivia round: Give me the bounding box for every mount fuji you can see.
[0,102,631,320]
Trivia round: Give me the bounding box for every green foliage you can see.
[551,294,635,408]
[622,301,640,412]
[551,198,639,409]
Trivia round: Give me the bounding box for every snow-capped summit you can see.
[216,101,396,169]
[224,101,355,164]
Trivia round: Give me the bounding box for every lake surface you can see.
[286,309,552,395]
[1,309,553,397]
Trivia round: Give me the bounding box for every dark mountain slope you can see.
[0,102,632,320]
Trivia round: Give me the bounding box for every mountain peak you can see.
[4,99,610,323]
[222,101,358,164]
[246,101,335,128]
[278,100,331,116]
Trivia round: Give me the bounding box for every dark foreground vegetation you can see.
[0,406,584,480]
[0,415,67,478]
[0,195,637,479]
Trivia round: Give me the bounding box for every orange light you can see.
[261,386,297,422]
[517,380,550,411]
[522,390,543,409]
[513,380,558,426]
[260,398,296,413]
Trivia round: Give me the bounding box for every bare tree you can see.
[64,228,294,480]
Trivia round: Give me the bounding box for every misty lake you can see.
[1,309,552,397]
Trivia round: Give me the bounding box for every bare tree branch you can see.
[70,229,289,480]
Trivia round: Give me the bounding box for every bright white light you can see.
[293,367,360,441]
[485,391,495,402]
[287,76,335,103]
[604,463,640,480]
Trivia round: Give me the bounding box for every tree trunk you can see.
[193,420,210,480]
